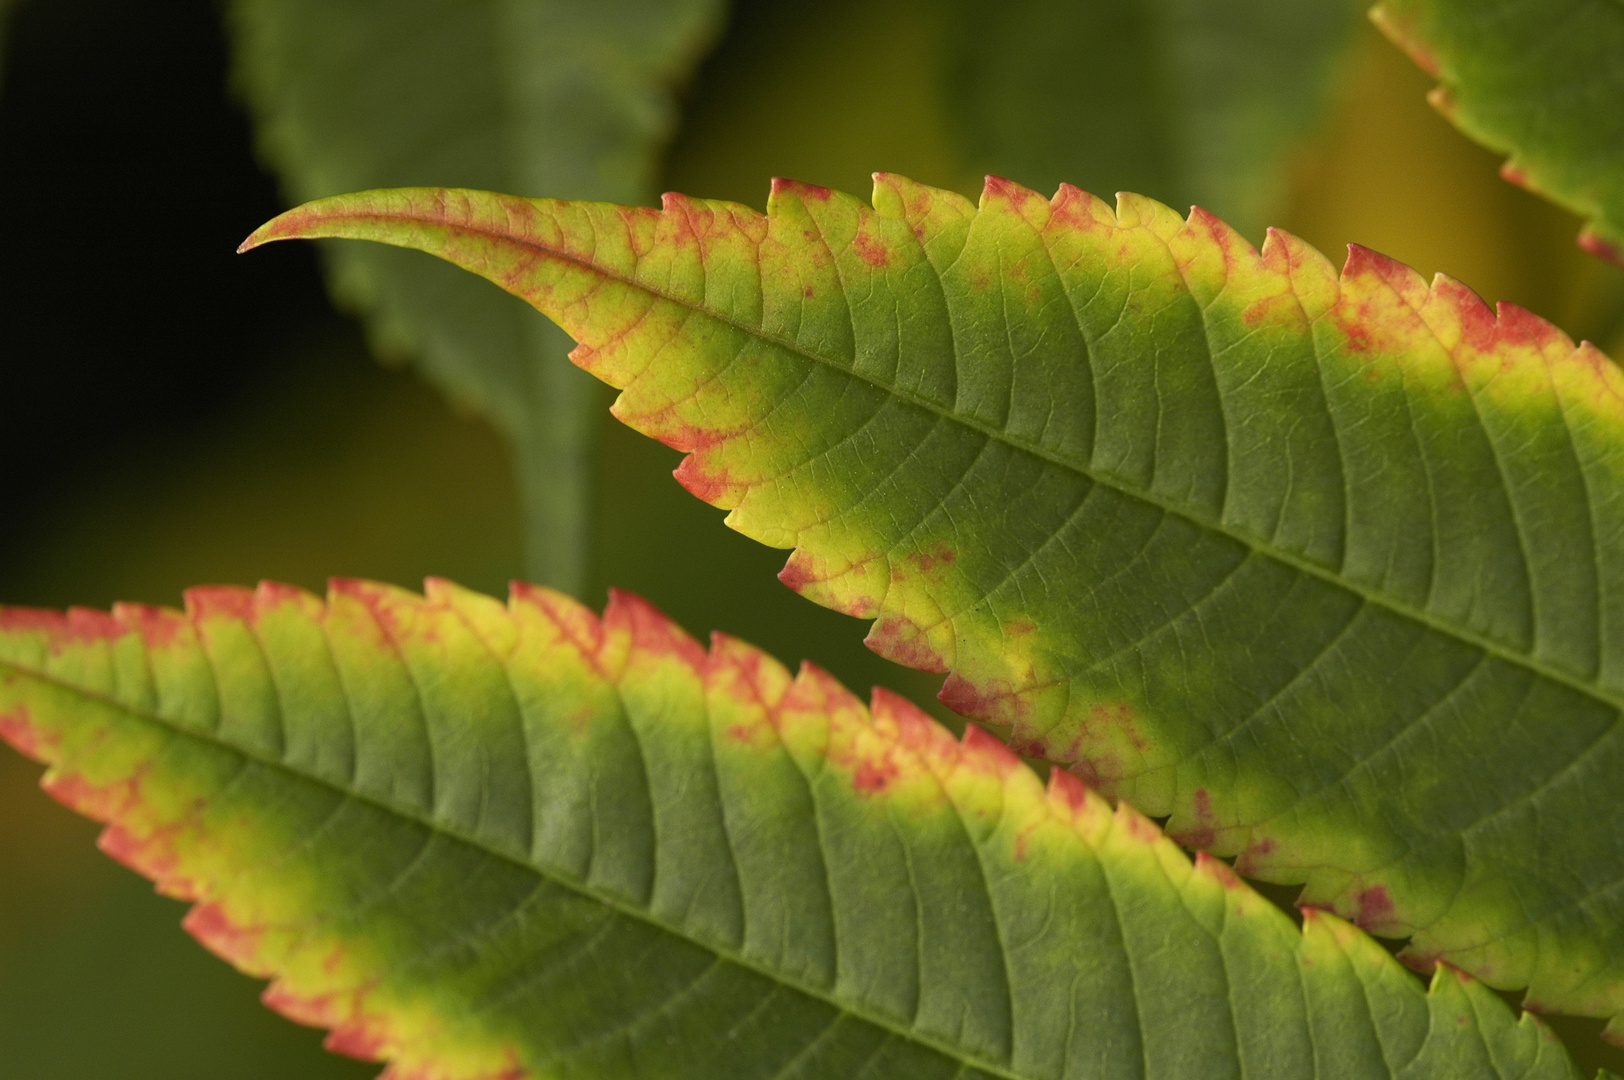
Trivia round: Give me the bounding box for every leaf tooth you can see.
[768,176,835,210]
[1580,226,1624,270]
[863,612,952,674]
[505,579,613,683]
[1341,242,1432,310]
[781,660,866,733]
[706,630,795,718]
[424,576,517,658]
[184,583,260,624]
[112,600,190,650]
[1113,190,1186,239]
[183,900,267,973]
[1261,226,1340,320]
[870,685,964,769]
[1048,182,1116,234]
[1369,3,1442,78]
[777,548,885,620]
[602,586,708,675]
[978,175,1052,230]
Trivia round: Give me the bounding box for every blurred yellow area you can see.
[2,3,1621,1077]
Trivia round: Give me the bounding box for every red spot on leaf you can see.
[864,615,947,673]
[908,543,956,583]
[960,719,1022,775]
[772,177,832,203]
[1048,767,1089,814]
[114,602,187,650]
[0,607,68,638]
[1188,206,1254,276]
[1118,804,1161,844]
[0,705,50,760]
[45,768,141,823]
[184,901,264,968]
[510,581,609,677]
[1172,787,1217,849]
[324,1017,392,1062]
[1232,836,1276,876]
[1493,301,1569,352]
[1354,884,1394,930]
[852,757,898,796]
[852,231,891,268]
[672,454,736,505]
[1433,275,1497,352]
[336,579,443,647]
[0,605,128,651]
[185,585,258,624]
[777,550,821,593]
[256,580,311,610]
[937,671,1026,727]
[654,419,728,455]
[1580,227,1624,269]
[605,589,707,672]
[1196,851,1245,891]
[265,978,392,1065]
[1087,702,1146,751]
[982,175,1034,207]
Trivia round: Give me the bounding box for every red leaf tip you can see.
[1580,226,1624,269]
[603,588,707,670]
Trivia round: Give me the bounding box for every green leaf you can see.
[0,580,1594,1078]
[242,176,1624,1035]
[226,0,725,596]
[1370,0,1624,267]
[942,0,1361,237]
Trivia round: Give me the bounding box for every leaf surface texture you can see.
[0,580,1594,1079]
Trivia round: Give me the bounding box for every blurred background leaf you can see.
[942,0,1361,239]
[229,0,726,597]
[1373,0,1624,268]
[2,0,1623,1076]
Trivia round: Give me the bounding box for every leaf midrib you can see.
[391,204,1623,718]
[2,661,1023,1080]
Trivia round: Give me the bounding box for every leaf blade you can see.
[0,580,1591,1078]
[241,176,1624,1032]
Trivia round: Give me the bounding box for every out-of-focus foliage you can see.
[1373,0,1624,267]
[229,0,726,597]
[942,0,1361,238]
